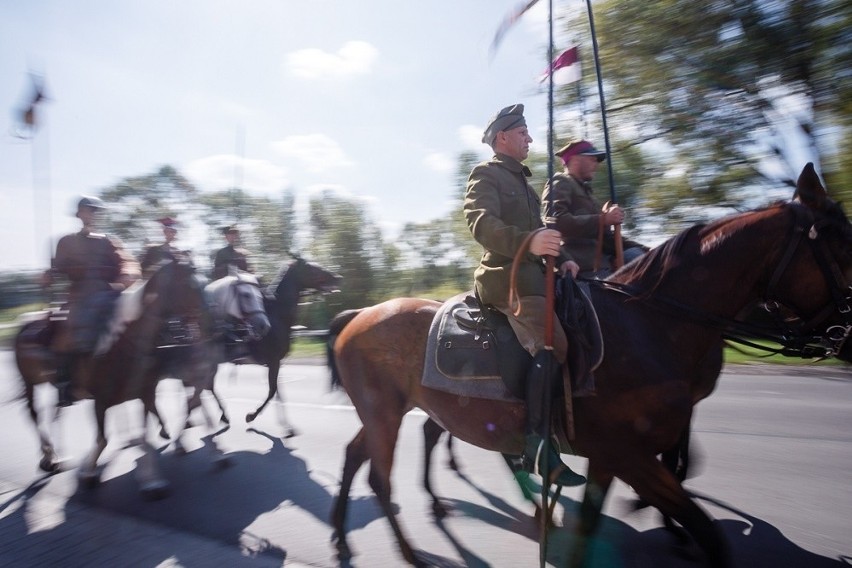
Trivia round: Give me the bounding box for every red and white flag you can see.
[540,46,581,85]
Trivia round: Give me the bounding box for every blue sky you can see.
[1,0,579,270]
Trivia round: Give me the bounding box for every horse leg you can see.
[423,417,449,518]
[24,383,60,473]
[364,414,423,567]
[618,453,730,568]
[245,363,277,423]
[659,427,692,544]
[78,399,109,488]
[331,427,370,560]
[445,432,459,471]
[570,460,613,568]
[208,386,230,425]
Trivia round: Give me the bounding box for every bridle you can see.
[597,202,852,360]
[227,276,267,339]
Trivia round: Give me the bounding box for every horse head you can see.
[751,163,852,359]
[204,269,271,339]
[271,257,342,299]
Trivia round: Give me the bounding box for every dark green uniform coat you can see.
[541,172,644,273]
[464,154,561,308]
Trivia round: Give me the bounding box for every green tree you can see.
[558,0,850,220]
[98,165,199,250]
[306,191,380,311]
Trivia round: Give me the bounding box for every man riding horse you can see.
[463,104,585,486]
[41,196,141,406]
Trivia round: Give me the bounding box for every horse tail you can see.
[327,308,364,390]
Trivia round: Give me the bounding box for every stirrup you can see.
[524,437,586,487]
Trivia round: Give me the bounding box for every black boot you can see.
[522,434,586,487]
[522,351,586,487]
[55,354,76,407]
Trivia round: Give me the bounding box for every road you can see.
[0,350,850,567]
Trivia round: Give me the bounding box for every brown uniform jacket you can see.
[464,154,565,308]
[52,231,140,300]
[541,172,644,272]
[212,245,250,280]
[140,243,190,277]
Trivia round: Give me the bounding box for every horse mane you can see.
[611,202,791,297]
[95,279,147,355]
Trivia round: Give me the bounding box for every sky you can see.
[0,0,583,271]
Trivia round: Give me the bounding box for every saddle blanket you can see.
[422,292,528,403]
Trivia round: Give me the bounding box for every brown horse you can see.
[328,163,852,567]
[15,261,208,495]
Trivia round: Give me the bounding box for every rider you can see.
[463,104,585,487]
[542,139,647,279]
[211,225,251,280]
[139,216,191,278]
[44,196,141,406]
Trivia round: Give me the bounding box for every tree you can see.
[98,165,200,250]
[306,191,380,311]
[558,0,850,221]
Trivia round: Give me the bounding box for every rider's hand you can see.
[559,260,580,278]
[529,229,562,257]
[602,204,625,226]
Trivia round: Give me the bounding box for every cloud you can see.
[285,41,378,80]
[459,124,485,150]
[422,152,454,174]
[183,154,290,194]
[271,134,355,173]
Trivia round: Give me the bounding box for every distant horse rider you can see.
[211,225,251,280]
[139,216,191,278]
[542,139,648,279]
[464,104,585,486]
[42,196,141,406]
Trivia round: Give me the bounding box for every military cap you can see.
[157,217,179,228]
[221,225,240,235]
[481,104,527,146]
[555,139,607,162]
[76,195,106,211]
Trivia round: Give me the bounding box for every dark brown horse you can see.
[227,256,341,434]
[15,261,208,496]
[328,164,852,567]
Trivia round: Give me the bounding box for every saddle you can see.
[423,292,529,401]
[422,278,603,403]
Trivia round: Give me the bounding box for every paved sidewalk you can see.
[0,478,310,568]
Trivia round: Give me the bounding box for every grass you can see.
[2,305,845,369]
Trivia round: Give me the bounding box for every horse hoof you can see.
[140,480,170,501]
[245,412,257,423]
[39,457,64,474]
[431,500,449,519]
[334,538,352,561]
[159,429,170,440]
[213,454,232,471]
[284,427,298,439]
[78,470,101,489]
[220,414,230,425]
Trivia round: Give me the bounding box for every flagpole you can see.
[584,0,623,267]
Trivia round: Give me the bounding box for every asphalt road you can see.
[0,351,850,567]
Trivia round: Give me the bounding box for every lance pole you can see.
[584,0,623,267]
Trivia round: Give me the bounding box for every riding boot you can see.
[521,353,586,487]
[55,353,76,407]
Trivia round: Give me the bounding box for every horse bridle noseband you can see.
[597,202,852,359]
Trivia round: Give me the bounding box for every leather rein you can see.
[594,203,852,360]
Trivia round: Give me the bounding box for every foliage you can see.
[556,0,851,223]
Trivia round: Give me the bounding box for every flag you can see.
[489,0,541,57]
[540,46,581,84]
[14,74,47,139]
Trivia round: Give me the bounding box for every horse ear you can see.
[794,162,828,209]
